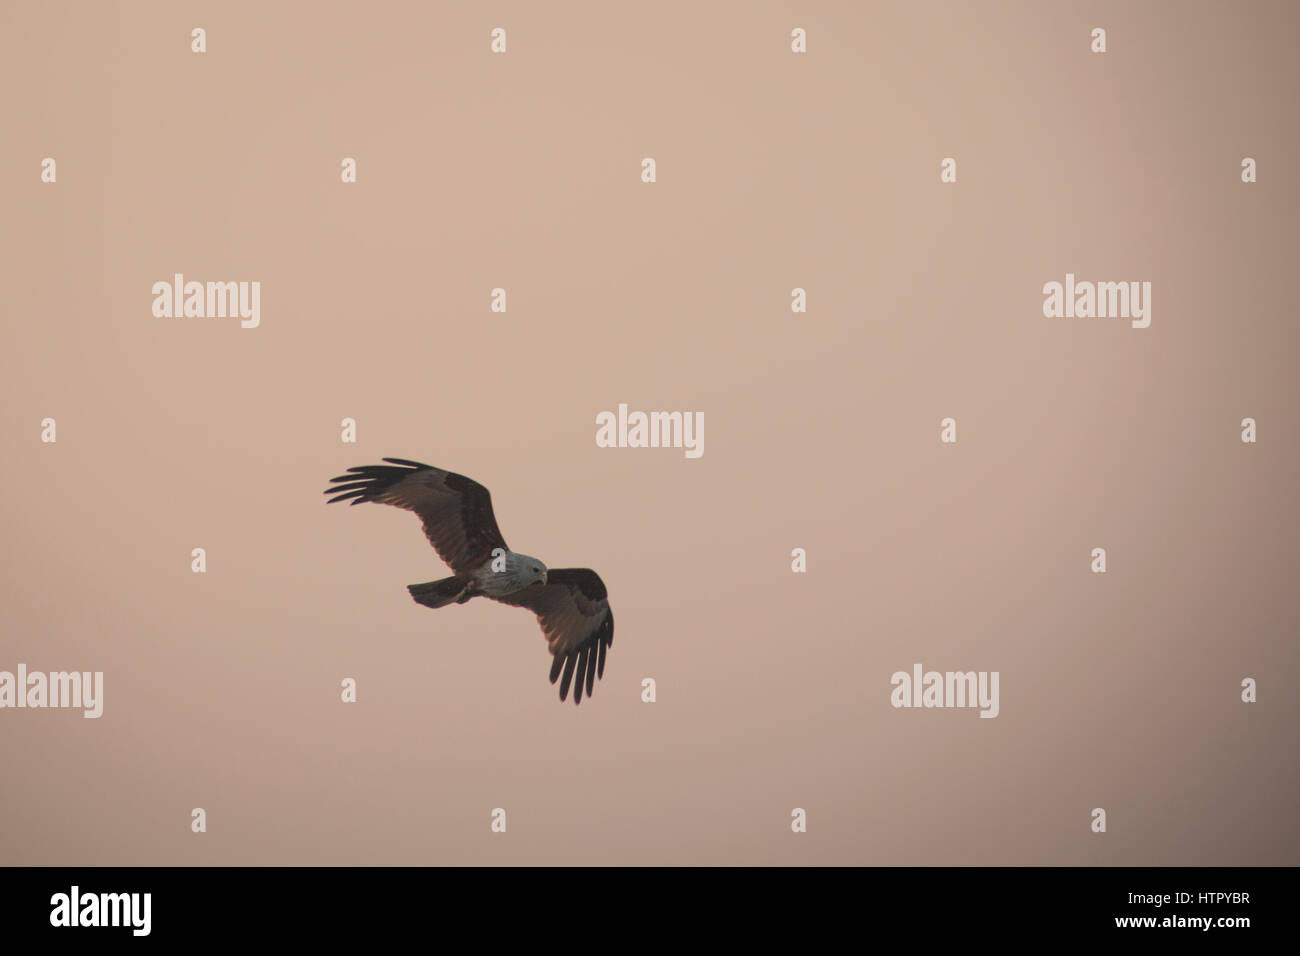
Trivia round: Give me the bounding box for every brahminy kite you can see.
[324,458,613,705]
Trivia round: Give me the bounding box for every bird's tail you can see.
[407,577,470,609]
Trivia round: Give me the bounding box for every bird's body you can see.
[324,458,613,704]
[448,549,550,602]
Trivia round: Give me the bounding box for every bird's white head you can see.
[512,551,548,587]
[478,549,549,597]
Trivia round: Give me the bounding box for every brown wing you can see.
[490,568,614,705]
[324,458,507,575]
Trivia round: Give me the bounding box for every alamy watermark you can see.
[0,665,103,718]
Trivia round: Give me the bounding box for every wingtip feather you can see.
[559,654,577,701]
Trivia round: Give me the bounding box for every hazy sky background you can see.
[1,0,1297,865]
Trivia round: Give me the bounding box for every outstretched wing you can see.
[324,458,507,575]
[490,569,614,705]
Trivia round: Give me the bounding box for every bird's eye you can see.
[532,566,541,573]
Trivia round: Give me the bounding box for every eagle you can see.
[323,458,614,705]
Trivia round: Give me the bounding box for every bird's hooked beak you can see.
[541,569,548,585]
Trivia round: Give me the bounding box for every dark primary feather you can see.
[490,568,614,706]
[323,458,508,575]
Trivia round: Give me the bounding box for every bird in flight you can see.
[323,458,614,705]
